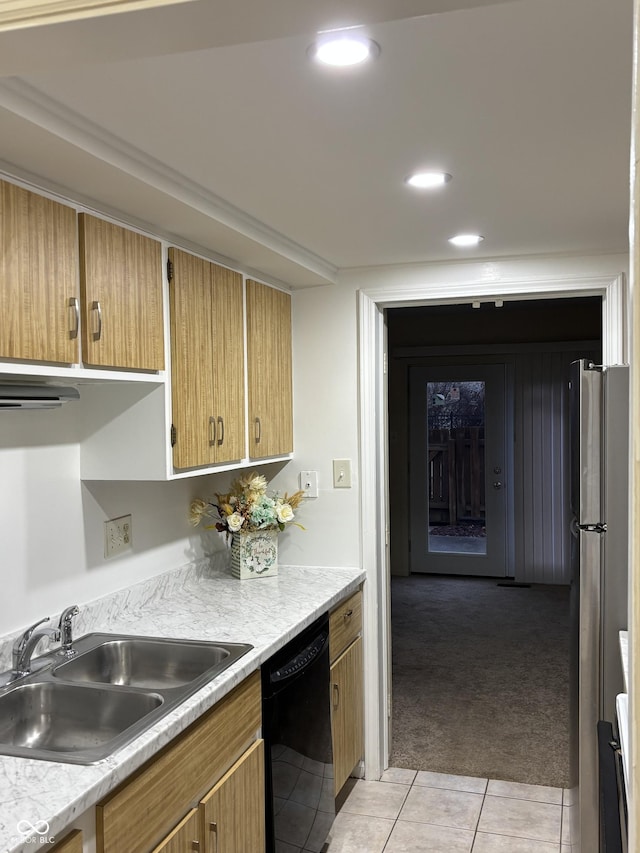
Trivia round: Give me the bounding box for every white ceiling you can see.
[0,0,632,287]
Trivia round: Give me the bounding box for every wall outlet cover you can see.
[104,514,132,558]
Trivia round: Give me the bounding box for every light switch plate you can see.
[333,459,352,488]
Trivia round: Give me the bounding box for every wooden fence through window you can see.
[428,427,485,524]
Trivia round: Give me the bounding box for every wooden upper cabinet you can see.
[210,263,245,463]
[169,248,244,470]
[0,179,79,364]
[79,213,164,370]
[246,279,293,458]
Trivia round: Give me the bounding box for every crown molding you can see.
[0,77,338,284]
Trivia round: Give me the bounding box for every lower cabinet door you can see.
[50,830,83,853]
[331,636,364,796]
[200,739,265,853]
[151,809,199,853]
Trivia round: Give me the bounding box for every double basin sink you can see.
[0,634,252,764]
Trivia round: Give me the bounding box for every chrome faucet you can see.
[12,618,61,678]
[57,605,79,657]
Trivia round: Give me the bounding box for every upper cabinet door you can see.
[79,213,164,370]
[169,247,216,471]
[169,249,245,470]
[210,263,245,463]
[246,279,293,459]
[0,179,79,364]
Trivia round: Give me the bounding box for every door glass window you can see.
[426,380,487,555]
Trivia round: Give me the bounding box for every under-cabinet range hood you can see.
[0,384,80,409]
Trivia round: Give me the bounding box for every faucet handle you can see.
[58,605,79,656]
[58,605,79,629]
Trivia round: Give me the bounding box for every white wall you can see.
[0,397,238,635]
[271,281,362,570]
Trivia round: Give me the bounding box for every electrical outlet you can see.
[104,514,132,558]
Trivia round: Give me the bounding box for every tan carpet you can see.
[390,575,570,788]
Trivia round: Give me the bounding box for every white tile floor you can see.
[325,769,571,853]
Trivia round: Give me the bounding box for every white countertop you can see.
[0,563,365,853]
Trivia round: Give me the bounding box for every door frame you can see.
[357,270,627,781]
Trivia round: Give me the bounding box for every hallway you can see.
[389,575,570,788]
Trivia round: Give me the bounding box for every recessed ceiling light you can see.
[406,171,452,189]
[448,234,485,247]
[308,34,380,67]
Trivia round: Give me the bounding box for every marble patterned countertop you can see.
[0,561,365,853]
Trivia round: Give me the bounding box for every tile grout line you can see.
[379,775,414,853]
[470,782,488,852]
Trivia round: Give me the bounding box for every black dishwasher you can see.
[262,613,335,853]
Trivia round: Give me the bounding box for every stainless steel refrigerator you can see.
[569,359,629,853]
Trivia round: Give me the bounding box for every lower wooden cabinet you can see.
[331,635,364,795]
[97,672,264,853]
[50,829,83,853]
[150,809,199,853]
[200,739,265,853]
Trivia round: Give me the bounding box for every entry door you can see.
[409,364,509,576]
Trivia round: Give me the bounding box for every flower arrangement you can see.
[189,473,304,538]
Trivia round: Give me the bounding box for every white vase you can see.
[230,529,278,579]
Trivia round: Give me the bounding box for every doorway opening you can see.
[387,295,601,785]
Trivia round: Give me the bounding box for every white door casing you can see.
[357,272,627,782]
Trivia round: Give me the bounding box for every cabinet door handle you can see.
[333,682,340,709]
[254,417,261,443]
[217,416,224,446]
[344,609,354,622]
[68,297,79,340]
[91,300,102,341]
[209,416,216,447]
[209,821,218,853]
[191,842,199,852]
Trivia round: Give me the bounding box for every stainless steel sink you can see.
[0,681,163,757]
[52,636,232,689]
[0,633,253,764]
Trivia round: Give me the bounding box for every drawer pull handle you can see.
[209,416,216,446]
[344,609,354,621]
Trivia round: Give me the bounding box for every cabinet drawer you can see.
[97,671,261,853]
[330,590,362,662]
